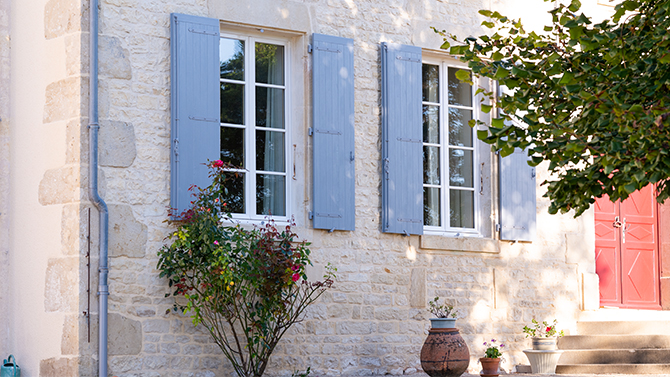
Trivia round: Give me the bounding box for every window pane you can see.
[447,67,472,107]
[424,187,441,226]
[449,189,474,228]
[220,127,244,167]
[255,87,285,129]
[448,108,473,147]
[257,174,286,216]
[449,149,473,187]
[422,64,439,103]
[255,43,284,85]
[423,105,439,144]
[222,172,245,214]
[256,130,285,173]
[221,83,244,125]
[220,38,244,81]
[423,146,440,185]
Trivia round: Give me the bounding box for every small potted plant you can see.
[427,296,457,329]
[480,339,504,377]
[420,297,469,377]
[522,319,565,350]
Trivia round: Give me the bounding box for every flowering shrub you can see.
[428,296,457,318]
[158,160,335,377]
[483,339,505,359]
[522,319,565,338]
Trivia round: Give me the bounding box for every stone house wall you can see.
[2,0,614,376]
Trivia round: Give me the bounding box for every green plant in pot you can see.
[427,296,457,329]
[158,160,336,377]
[523,319,564,350]
[480,339,505,377]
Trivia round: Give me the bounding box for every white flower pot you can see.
[429,318,456,329]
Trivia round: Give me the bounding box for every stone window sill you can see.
[420,234,500,254]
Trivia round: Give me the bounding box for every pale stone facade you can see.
[1,0,615,376]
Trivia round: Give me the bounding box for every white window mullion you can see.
[440,63,448,232]
[246,37,256,216]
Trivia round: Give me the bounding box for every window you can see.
[219,34,289,219]
[422,62,478,232]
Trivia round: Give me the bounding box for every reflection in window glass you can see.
[449,149,473,187]
[221,172,245,214]
[220,127,244,167]
[422,64,439,103]
[220,38,244,81]
[423,146,440,185]
[424,187,441,226]
[423,105,439,144]
[257,174,285,216]
[220,83,244,125]
[448,108,473,147]
[447,67,472,107]
[255,43,284,85]
[256,130,285,173]
[450,189,474,228]
[256,87,285,129]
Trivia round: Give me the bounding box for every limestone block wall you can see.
[4,0,609,376]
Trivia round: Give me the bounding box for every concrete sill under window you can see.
[420,234,500,254]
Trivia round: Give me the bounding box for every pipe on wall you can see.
[88,0,109,375]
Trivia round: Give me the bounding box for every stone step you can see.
[558,349,670,364]
[577,321,670,335]
[556,363,670,374]
[559,334,670,350]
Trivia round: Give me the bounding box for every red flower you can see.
[212,160,224,168]
[292,273,300,282]
[546,326,552,332]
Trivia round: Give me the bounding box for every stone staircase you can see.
[555,321,670,374]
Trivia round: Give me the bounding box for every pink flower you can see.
[214,241,219,245]
[212,160,224,168]
[292,273,300,282]
[291,264,300,272]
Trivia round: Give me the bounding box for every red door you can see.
[595,185,661,309]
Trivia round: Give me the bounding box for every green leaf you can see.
[623,183,637,194]
[482,21,495,28]
[477,130,489,140]
[481,104,493,113]
[568,0,581,12]
[494,67,509,79]
[454,69,472,82]
[440,41,450,50]
[491,51,504,61]
[491,118,505,128]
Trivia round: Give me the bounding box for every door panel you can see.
[594,187,661,309]
[595,195,621,305]
[620,186,660,308]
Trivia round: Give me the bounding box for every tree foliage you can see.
[441,0,670,216]
[158,161,335,377]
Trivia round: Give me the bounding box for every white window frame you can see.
[421,56,482,237]
[219,30,292,222]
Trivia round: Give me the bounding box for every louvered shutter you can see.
[170,13,220,215]
[381,42,423,235]
[499,148,537,241]
[311,34,355,231]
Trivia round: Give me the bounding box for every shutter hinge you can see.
[495,223,501,232]
[173,138,179,161]
[308,127,313,136]
[350,151,355,162]
[308,44,313,53]
[531,168,536,178]
[308,211,314,220]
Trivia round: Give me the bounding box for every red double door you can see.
[594,185,661,309]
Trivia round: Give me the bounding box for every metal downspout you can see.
[88,0,109,375]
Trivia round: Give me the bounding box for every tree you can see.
[440,0,670,216]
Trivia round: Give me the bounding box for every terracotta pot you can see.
[479,357,500,377]
[420,327,470,377]
[531,337,557,350]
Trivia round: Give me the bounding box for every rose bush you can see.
[158,160,335,377]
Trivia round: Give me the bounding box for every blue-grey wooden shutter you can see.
[170,13,220,215]
[381,42,423,235]
[311,34,355,231]
[499,148,536,241]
